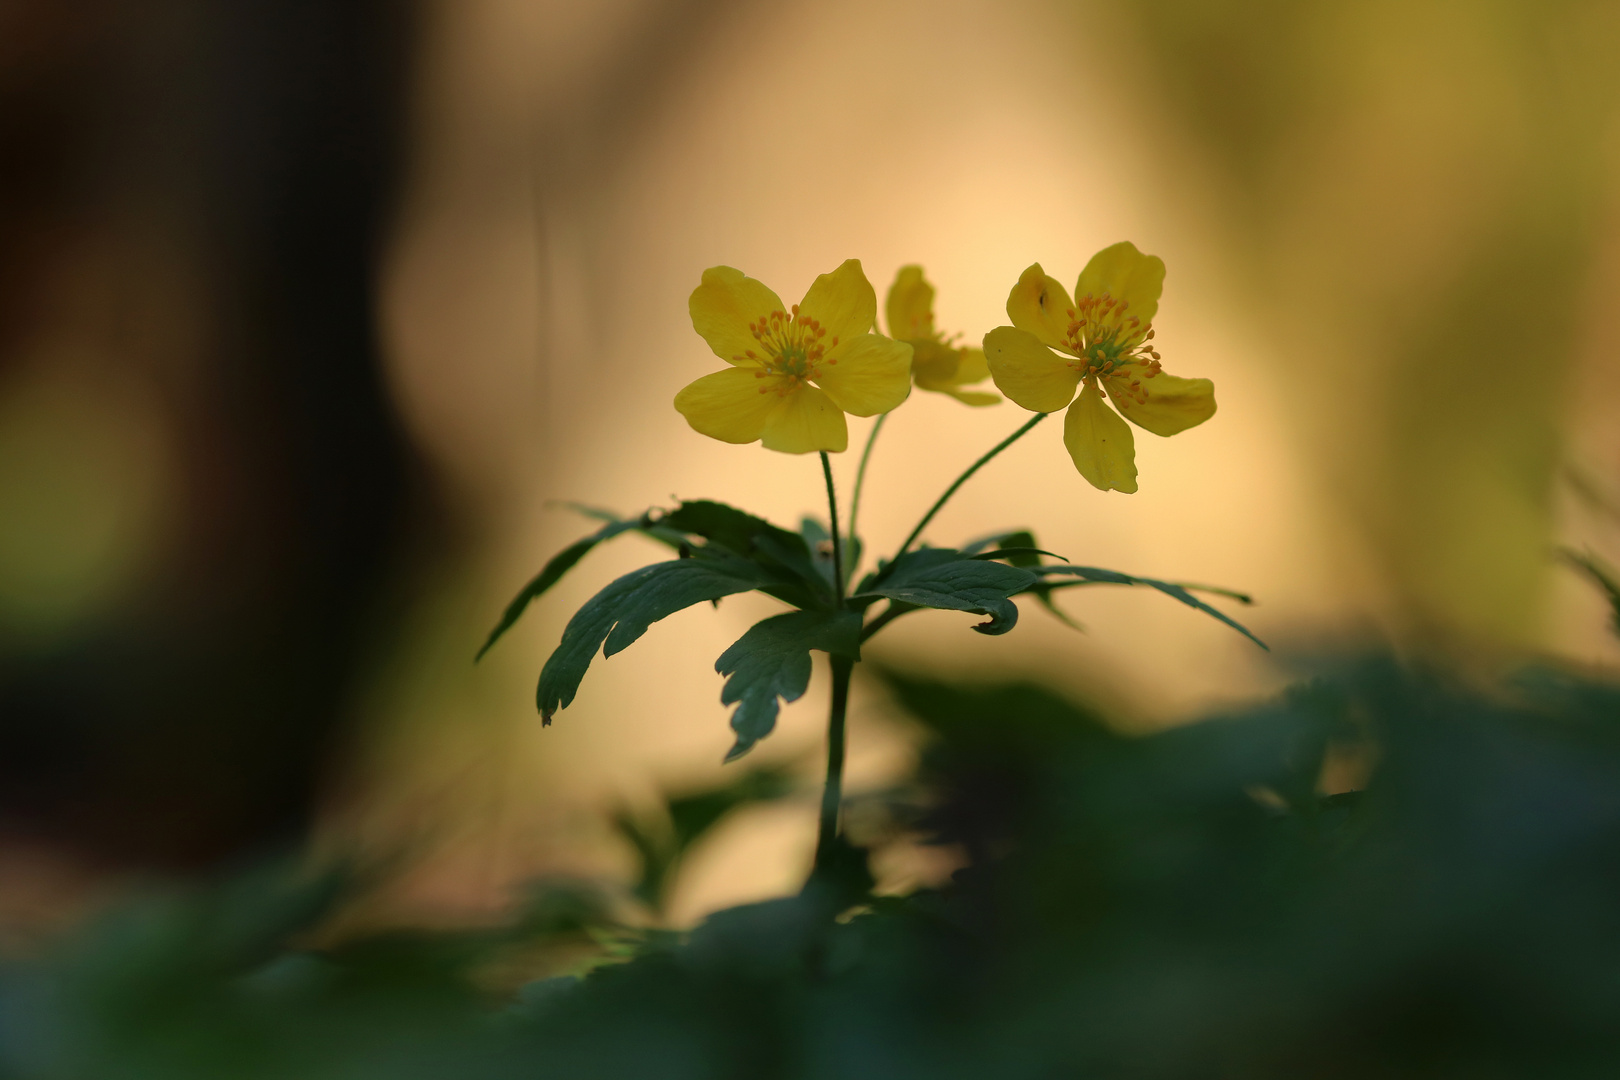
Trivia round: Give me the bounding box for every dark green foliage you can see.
[492,501,1261,751]
[615,765,798,911]
[715,610,864,761]
[856,548,1037,635]
[1564,549,1620,636]
[497,499,868,735]
[658,501,802,562]
[0,862,514,1080]
[482,500,836,668]
[1036,563,1268,648]
[536,554,772,722]
[508,658,1620,1078]
[476,518,642,660]
[958,529,1045,560]
[660,501,830,610]
[11,658,1620,1076]
[517,500,870,738]
[965,546,1065,564]
[960,529,1085,628]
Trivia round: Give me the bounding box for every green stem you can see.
[859,601,909,644]
[820,451,844,598]
[845,412,888,561]
[815,450,854,868]
[894,411,1048,559]
[816,655,854,863]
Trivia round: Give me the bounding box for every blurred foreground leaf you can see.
[616,765,798,912]
[1563,548,1620,637]
[14,657,1620,1078]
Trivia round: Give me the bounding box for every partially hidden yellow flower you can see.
[675,261,914,453]
[885,266,999,406]
[983,242,1215,494]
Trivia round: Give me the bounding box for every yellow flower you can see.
[675,261,914,454]
[983,242,1215,493]
[885,266,999,406]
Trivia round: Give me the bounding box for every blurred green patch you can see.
[8,643,1620,1077]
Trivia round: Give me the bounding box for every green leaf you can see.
[1035,565,1268,649]
[558,502,689,550]
[960,530,1063,569]
[959,529,1036,557]
[856,548,1037,636]
[716,609,864,761]
[1563,549,1620,638]
[536,553,772,722]
[661,500,803,560]
[968,547,1066,565]
[556,501,624,524]
[614,765,796,911]
[479,502,715,661]
[661,500,830,609]
[476,519,641,661]
[1031,586,1086,631]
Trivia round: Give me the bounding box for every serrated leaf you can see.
[968,547,1066,565]
[959,529,1037,556]
[661,500,804,561]
[856,548,1037,635]
[536,554,772,722]
[1035,565,1267,649]
[476,519,642,661]
[715,609,863,761]
[662,500,830,609]
[481,500,714,662]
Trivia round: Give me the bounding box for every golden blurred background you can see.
[2,0,1618,937]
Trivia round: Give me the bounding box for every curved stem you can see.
[815,655,854,863]
[894,411,1048,560]
[845,412,888,559]
[858,601,910,644]
[820,451,844,598]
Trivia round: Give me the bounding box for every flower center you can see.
[737,305,841,396]
[1060,292,1163,402]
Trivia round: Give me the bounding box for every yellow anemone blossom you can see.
[983,242,1215,493]
[675,261,914,454]
[885,266,998,406]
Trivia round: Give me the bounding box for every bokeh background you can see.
[2,0,1618,941]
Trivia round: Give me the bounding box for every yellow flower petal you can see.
[1005,264,1076,352]
[1075,242,1164,326]
[952,346,990,387]
[914,344,997,404]
[885,265,935,339]
[909,337,961,387]
[1104,370,1216,437]
[815,335,913,417]
[983,326,1080,413]
[762,384,848,453]
[674,367,786,444]
[799,259,878,346]
[941,388,1001,407]
[689,266,786,366]
[1064,380,1138,493]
